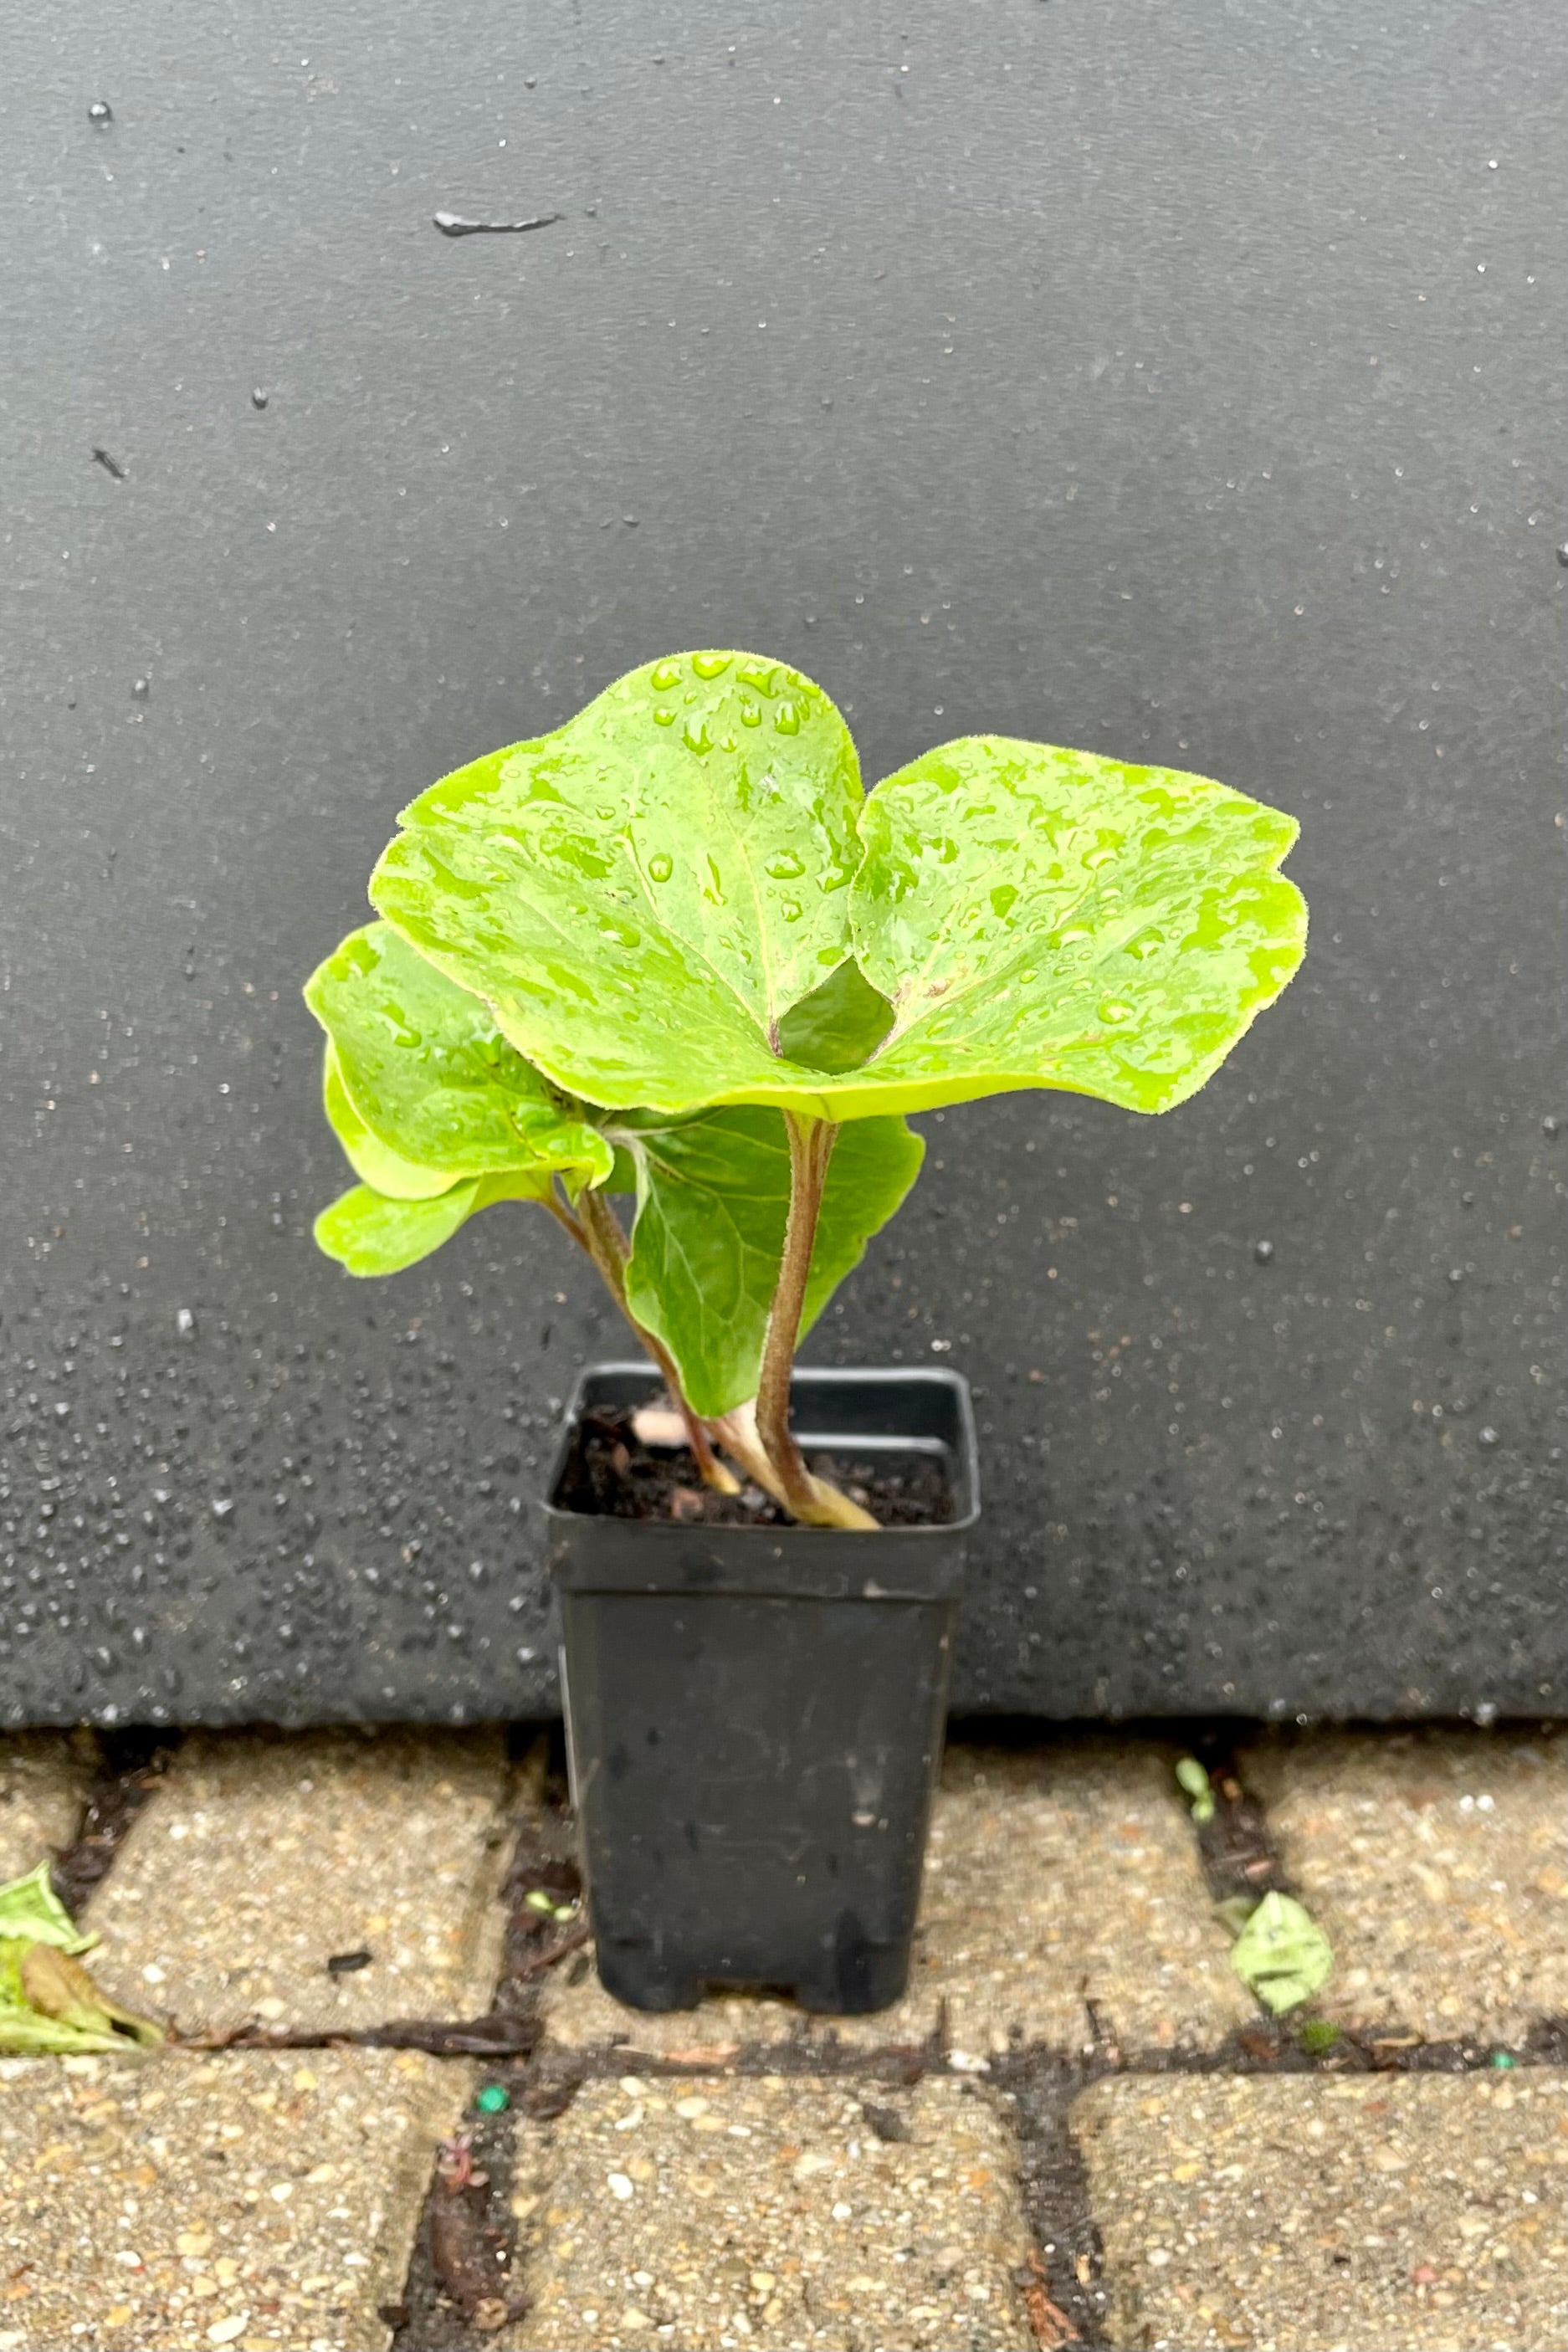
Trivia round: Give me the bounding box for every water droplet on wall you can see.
[251,387,270,411]
[1253,1239,1275,1264]
[88,99,113,126]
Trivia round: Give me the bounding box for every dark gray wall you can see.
[4,0,1565,1728]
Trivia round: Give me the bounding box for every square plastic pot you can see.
[544,1362,979,2015]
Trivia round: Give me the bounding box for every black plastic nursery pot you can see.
[544,1362,980,2016]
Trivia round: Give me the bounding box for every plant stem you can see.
[543,1189,587,1251]
[754,1114,878,1531]
[576,1187,738,1494]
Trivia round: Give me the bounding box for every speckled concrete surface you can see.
[502,2073,1033,2352]
[0,2047,469,2352]
[89,1729,514,2035]
[0,1733,91,1882]
[1076,2072,1568,2352]
[541,1740,1251,2060]
[1241,1729,1568,2038]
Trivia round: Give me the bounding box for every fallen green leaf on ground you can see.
[1176,1756,1217,1823]
[1229,1889,1334,2016]
[0,1859,95,1954]
[0,1862,163,2055]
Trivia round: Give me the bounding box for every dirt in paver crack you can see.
[390,2093,532,2347]
[496,1729,590,2011]
[1185,1736,1291,1909]
[49,1727,179,1916]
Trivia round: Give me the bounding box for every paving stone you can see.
[503,2072,1033,2351]
[541,1740,1250,2060]
[0,2045,467,2352]
[90,1728,513,2036]
[1076,2070,1568,2352]
[0,1733,91,1883]
[1241,1728,1568,2039]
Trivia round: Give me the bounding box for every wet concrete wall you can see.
[4,0,1565,1725]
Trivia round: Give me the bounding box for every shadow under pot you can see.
[544,1362,979,2016]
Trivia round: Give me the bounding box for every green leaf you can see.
[0,1864,160,2059]
[324,1046,459,1200]
[0,1862,93,1956]
[314,1169,553,1277]
[306,921,612,1187]
[1175,1756,1216,1823]
[774,958,895,1073]
[1229,1890,1334,2016]
[843,736,1307,1119]
[0,1940,162,2056]
[369,664,1304,1125]
[369,653,864,1114]
[614,1109,924,1416]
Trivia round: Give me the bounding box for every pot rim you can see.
[543,1358,982,1538]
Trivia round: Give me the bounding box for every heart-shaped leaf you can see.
[612,1109,924,1416]
[843,736,1306,1117]
[315,1171,552,1277]
[370,653,863,1113]
[307,921,612,1187]
[369,658,1304,1123]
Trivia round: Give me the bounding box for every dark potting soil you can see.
[556,1403,955,1528]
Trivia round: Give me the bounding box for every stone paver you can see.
[90,1729,514,2036]
[503,2073,1032,2352]
[1077,2071,1568,2352]
[1241,1729,1568,2039]
[541,1741,1250,2060]
[0,1733,91,1883]
[0,2046,469,2352]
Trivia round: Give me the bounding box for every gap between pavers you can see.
[1240,1727,1568,2042]
[86,1729,516,2037]
[539,1741,1253,2062]
[0,1733,93,1883]
[1076,2070,1568,2352]
[500,2072,1034,2352]
[0,2046,474,2352]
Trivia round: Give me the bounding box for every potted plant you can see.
[305,651,1306,2012]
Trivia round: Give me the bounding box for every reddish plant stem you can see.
[754,1115,877,1530]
